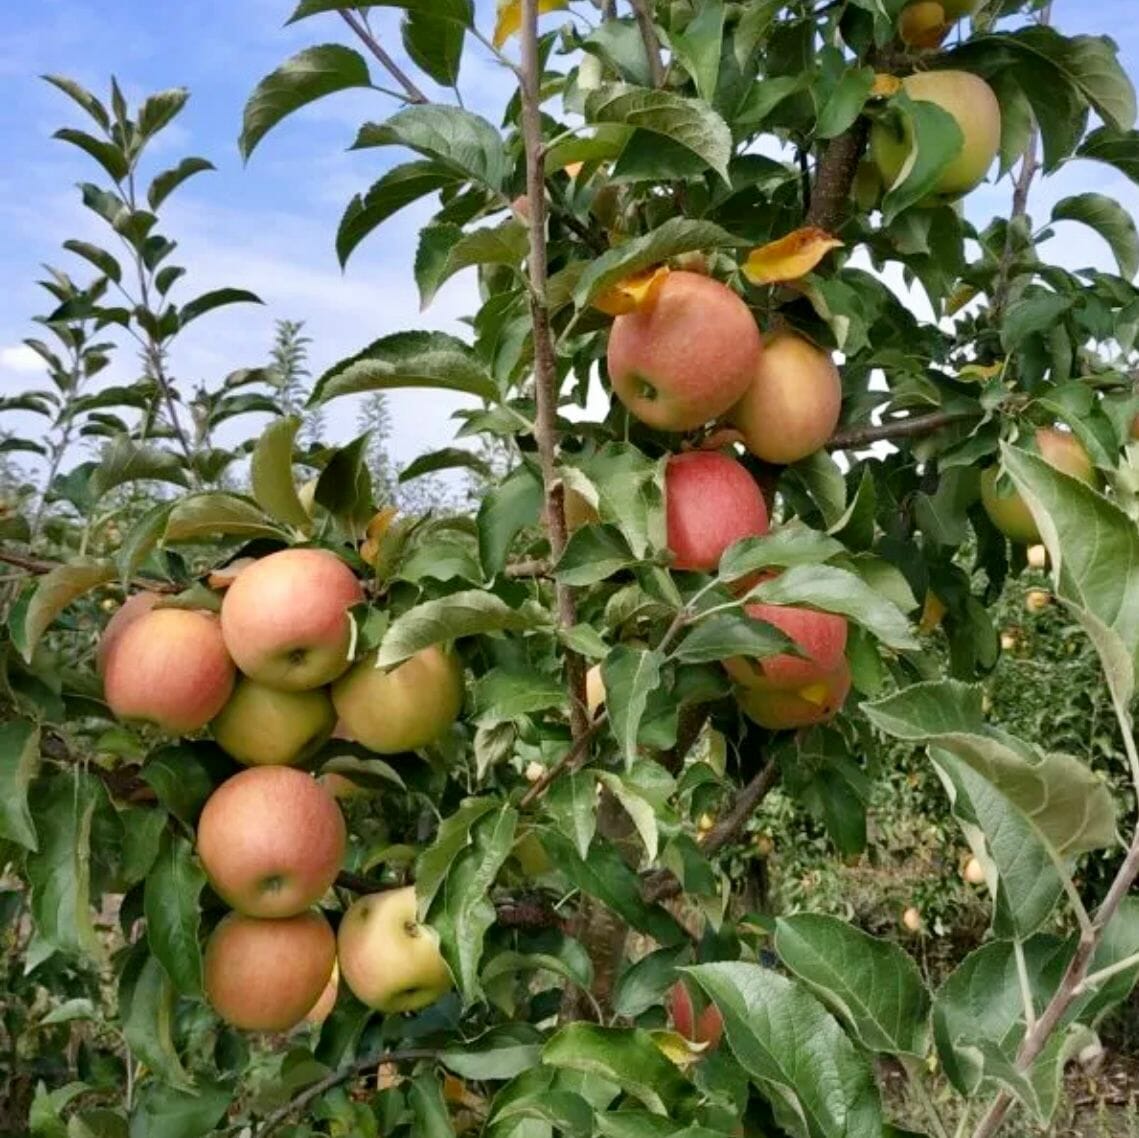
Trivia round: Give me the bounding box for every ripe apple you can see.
[724,602,848,691]
[871,71,1001,200]
[204,910,336,1033]
[737,659,852,729]
[981,428,1096,544]
[196,766,346,918]
[220,548,364,691]
[305,960,340,1026]
[607,271,762,432]
[337,886,454,1013]
[665,451,769,572]
[103,607,235,735]
[331,645,464,754]
[898,1,950,48]
[211,678,336,767]
[963,855,985,885]
[97,591,159,677]
[730,331,843,465]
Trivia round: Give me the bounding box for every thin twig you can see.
[827,411,976,450]
[504,557,551,579]
[630,0,666,87]
[519,716,606,808]
[338,8,429,104]
[0,549,181,594]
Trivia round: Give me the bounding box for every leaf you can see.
[179,287,262,327]
[478,463,543,577]
[250,416,311,530]
[42,74,110,130]
[378,589,547,667]
[23,558,116,663]
[774,914,930,1056]
[686,962,883,1138]
[337,161,458,266]
[310,330,498,405]
[128,1079,231,1137]
[1000,291,1074,353]
[0,720,40,851]
[555,525,639,586]
[163,493,285,543]
[592,265,670,317]
[542,1025,698,1117]
[596,772,659,862]
[441,1024,544,1081]
[612,945,690,1020]
[353,104,507,191]
[603,645,663,767]
[416,797,500,914]
[147,156,215,210]
[546,774,598,861]
[418,222,529,309]
[862,681,1116,858]
[90,436,190,500]
[138,88,190,137]
[289,0,473,23]
[117,501,174,585]
[750,563,917,650]
[473,668,566,723]
[403,10,464,86]
[1077,125,1139,186]
[493,0,567,47]
[408,1073,457,1138]
[719,525,845,582]
[675,612,794,664]
[144,834,205,999]
[743,227,843,285]
[26,773,102,959]
[62,240,122,283]
[666,0,724,103]
[880,98,965,223]
[53,128,129,180]
[573,218,744,309]
[575,446,668,562]
[584,84,734,182]
[240,44,372,158]
[140,743,231,825]
[401,446,492,483]
[1052,192,1139,279]
[816,67,875,140]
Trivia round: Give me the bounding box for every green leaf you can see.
[409,1073,457,1138]
[0,720,40,850]
[90,436,190,500]
[718,525,846,582]
[416,797,500,913]
[687,962,883,1138]
[862,681,1116,858]
[179,287,262,327]
[542,1025,698,1117]
[163,493,286,543]
[612,945,690,1019]
[402,10,464,87]
[353,105,507,191]
[666,0,724,103]
[816,67,874,140]
[584,84,733,182]
[545,775,598,861]
[62,240,122,283]
[555,525,638,586]
[1000,291,1074,353]
[23,558,116,663]
[288,0,473,24]
[42,74,110,130]
[337,161,458,266]
[473,668,566,724]
[314,433,374,530]
[880,98,965,223]
[138,88,189,137]
[250,415,311,530]
[377,589,548,667]
[26,773,102,959]
[596,771,659,862]
[774,914,930,1056]
[117,500,174,586]
[401,446,492,483]
[240,44,372,158]
[144,834,205,998]
[573,219,745,309]
[441,1024,543,1081]
[582,21,653,87]
[310,330,498,405]
[477,464,542,577]
[603,645,663,767]
[140,743,231,825]
[573,446,668,562]
[490,1088,594,1135]
[128,1078,231,1137]
[53,128,129,180]
[147,156,215,210]
[1052,192,1139,279]
[417,222,528,309]
[1077,125,1139,186]
[750,563,917,650]
[788,450,847,526]
[675,612,794,664]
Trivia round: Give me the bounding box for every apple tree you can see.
[4,1,1139,1136]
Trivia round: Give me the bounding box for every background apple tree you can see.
[4,0,1139,1135]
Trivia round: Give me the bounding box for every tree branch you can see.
[804,119,870,233]
[630,0,666,88]
[827,410,976,450]
[519,716,606,808]
[338,9,429,105]
[519,0,589,741]
[0,549,181,594]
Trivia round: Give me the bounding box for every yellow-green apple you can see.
[196,766,345,918]
[730,331,842,465]
[97,591,159,676]
[203,910,336,1032]
[725,602,849,691]
[331,645,464,754]
[1025,589,1051,614]
[586,664,605,717]
[871,71,1001,200]
[220,548,364,691]
[898,1,950,48]
[737,659,852,729]
[607,271,763,431]
[211,679,336,767]
[305,960,340,1026]
[103,607,235,734]
[337,886,453,1013]
[1026,544,1047,570]
[980,428,1096,544]
[963,855,985,885]
[902,906,923,933]
[665,451,769,571]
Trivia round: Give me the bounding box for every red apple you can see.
[725,602,848,691]
[97,591,159,677]
[736,659,852,729]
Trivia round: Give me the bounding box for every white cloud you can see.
[0,345,46,375]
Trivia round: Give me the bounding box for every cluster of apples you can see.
[99,548,461,1033]
[600,270,852,729]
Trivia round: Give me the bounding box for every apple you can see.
[1026,544,1047,570]
[1024,589,1051,614]
[331,645,464,755]
[665,451,769,572]
[898,1,950,48]
[902,906,923,933]
[220,548,364,691]
[204,910,336,1033]
[103,607,235,735]
[981,428,1096,544]
[607,271,762,432]
[871,71,1001,200]
[939,0,982,14]
[196,766,346,918]
[963,855,985,885]
[586,664,606,717]
[211,678,336,767]
[737,659,852,729]
[97,591,159,677]
[730,332,843,465]
[337,886,453,1013]
[305,960,340,1026]
[725,602,848,691]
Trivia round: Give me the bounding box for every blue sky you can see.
[2,0,1138,475]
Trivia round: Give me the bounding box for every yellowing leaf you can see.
[946,283,980,315]
[366,505,399,542]
[493,0,568,48]
[564,161,584,178]
[592,265,670,316]
[957,361,1002,383]
[649,1029,706,1068]
[919,590,947,633]
[742,228,843,285]
[871,74,902,99]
